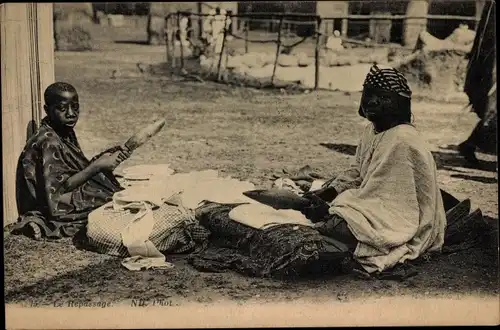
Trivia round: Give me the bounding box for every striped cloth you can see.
[363,64,412,98]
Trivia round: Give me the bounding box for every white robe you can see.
[328,123,446,273]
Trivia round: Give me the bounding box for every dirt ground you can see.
[4,24,499,308]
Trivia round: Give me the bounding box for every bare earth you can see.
[4,24,498,308]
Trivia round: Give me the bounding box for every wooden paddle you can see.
[123,118,167,152]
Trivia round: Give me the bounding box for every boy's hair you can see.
[44,82,77,105]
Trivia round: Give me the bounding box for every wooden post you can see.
[314,17,321,90]
[171,15,176,69]
[197,2,203,38]
[318,17,326,49]
[341,18,348,37]
[177,12,184,70]
[245,19,249,53]
[284,11,290,36]
[271,16,284,86]
[1,3,55,226]
[216,15,229,81]
[165,16,171,66]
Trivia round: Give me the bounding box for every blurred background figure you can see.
[211,7,227,54]
[326,30,344,51]
[225,10,234,41]
[202,7,215,42]
[178,11,190,47]
[459,1,497,165]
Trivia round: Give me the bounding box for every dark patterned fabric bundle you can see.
[188,203,348,279]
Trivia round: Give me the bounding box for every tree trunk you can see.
[404,0,429,48]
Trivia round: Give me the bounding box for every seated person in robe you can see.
[303,65,447,274]
[12,82,131,239]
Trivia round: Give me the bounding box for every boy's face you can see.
[45,90,80,129]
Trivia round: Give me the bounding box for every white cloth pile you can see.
[228,203,313,230]
[90,165,261,270]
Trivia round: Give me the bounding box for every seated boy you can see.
[12,82,131,239]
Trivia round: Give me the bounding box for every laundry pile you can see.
[84,164,257,271]
[81,163,490,279]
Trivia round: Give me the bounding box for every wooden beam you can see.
[1,3,54,226]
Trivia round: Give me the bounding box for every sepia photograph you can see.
[2,1,498,328]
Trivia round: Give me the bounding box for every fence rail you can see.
[164,11,476,90]
[165,12,479,21]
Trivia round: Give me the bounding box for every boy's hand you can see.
[93,149,131,172]
[92,145,132,163]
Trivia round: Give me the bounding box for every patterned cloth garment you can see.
[363,64,412,98]
[12,117,123,238]
[188,202,350,279]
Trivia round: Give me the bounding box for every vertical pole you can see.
[171,14,176,69]
[284,11,290,36]
[28,3,42,134]
[197,2,203,38]
[36,3,55,104]
[341,18,348,37]
[53,5,59,51]
[271,16,284,86]
[314,16,321,90]
[369,12,375,40]
[165,15,171,66]
[216,14,229,81]
[245,19,249,53]
[177,12,184,70]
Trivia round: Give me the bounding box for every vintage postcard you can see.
[3,1,498,328]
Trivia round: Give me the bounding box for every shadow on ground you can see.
[4,229,498,306]
[114,40,150,45]
[451,174,498,184]
[319,143,357,156]
[320,143,498,173]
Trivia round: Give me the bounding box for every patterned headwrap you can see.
[363,64,412,99]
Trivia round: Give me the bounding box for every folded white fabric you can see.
[228,203,314,230]
[113,185,165,210]
[180,177,256,208]
[119,164,175,181]
[128,169,257,209]
[310,180,326,192]
[272,178,303,195]
[120,201,174,271]
[121,256,175,271]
